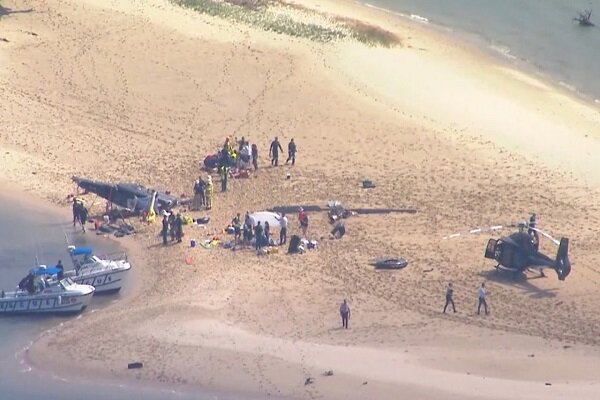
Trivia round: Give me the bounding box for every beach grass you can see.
[171,0,400,47]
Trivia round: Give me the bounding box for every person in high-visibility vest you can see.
[206,175,214,210]
[220,165,228,192]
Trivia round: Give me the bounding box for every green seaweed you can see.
[171,0,400,47]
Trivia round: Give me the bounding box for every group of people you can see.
[230,211,291,252]
[161,212,185,245]
[443,282,489,315]
[72,198,89,233]
[192,175,214,210]
[269,136,297,167]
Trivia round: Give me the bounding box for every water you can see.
[367,0,600,102]
[0,192,253,400]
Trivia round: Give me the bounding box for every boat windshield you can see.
[59,277,75,289]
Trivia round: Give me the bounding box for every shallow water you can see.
[0,193,261,400]
[371,0,600,101]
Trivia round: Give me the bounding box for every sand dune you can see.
[2,0,600,398]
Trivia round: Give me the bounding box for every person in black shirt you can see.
[161,215,169,246]
[252,144,259,171]
[269,137,283,167]
[56,260,64,280]
[443,282,456,313]
[255,221,264,251]
[286,138,297,165]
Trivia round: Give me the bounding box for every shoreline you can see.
[2,0,600,399]
[356,0,600,106]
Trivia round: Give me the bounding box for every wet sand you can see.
[1,0,600,399]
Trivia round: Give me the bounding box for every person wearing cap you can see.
[206,175,214,210]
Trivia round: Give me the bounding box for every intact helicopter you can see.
[484,223,570,281]
[444,215,571,281]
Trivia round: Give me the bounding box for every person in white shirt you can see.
[279,213,289,245]
[477,282,489,315]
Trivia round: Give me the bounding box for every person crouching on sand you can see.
[340,299,351,329]
[443,282,456,313]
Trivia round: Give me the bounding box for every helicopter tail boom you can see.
[554,238,571,281]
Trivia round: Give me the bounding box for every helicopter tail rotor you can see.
[554,238,571,281]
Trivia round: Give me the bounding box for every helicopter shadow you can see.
[478,269,559,299]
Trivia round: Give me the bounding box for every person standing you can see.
[232,213,242,244]
[286,138,297,165]
[477,282,489,315]
[264,221,270,245]
[56,260,64,280]
[72,198,80,227]
[279,212,288,245]
[161,214,169,246]
[206,175,214,210]
[78,204,89,233]
[252,144,259,171]
[443,283,456,313]
[175,213,184,243]
[340,299,351,329]
[168,212,177,242]
[254,221,264,252]
[298,208,309,238]
[220,165,228,192]
[269,137,283,167]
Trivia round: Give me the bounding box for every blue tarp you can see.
[69,246,93,256]
[33,266,62,276]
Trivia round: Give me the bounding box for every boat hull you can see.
[0,291,94,314]
[72,267,129,293]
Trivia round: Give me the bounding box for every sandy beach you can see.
[2,0,600,398]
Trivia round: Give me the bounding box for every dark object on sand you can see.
[362,180,375,189]
[203,154,221,170]
[203,151,237,171]
[304,377,314,385]
[484,225,571,281]
[574,9,594,26]
[324,370,334,376]
[288,235,301,254]
[128,362,143,369]
[330,222,346,239]
[72,176,178,214]
[195,217,210,224]
[371,258,409,270]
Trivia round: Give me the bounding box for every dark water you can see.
[0,193,259,400]
[369,0,600,102]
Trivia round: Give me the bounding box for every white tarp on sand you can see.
[248,211,282,228]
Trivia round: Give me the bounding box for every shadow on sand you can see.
[479,269,559,299]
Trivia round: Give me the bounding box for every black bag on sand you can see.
[288,235,301,254]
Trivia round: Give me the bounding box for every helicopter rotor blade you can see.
[528,227,560,245]
[443,222,521,240]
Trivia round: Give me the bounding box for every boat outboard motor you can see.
[555,238,571,281]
